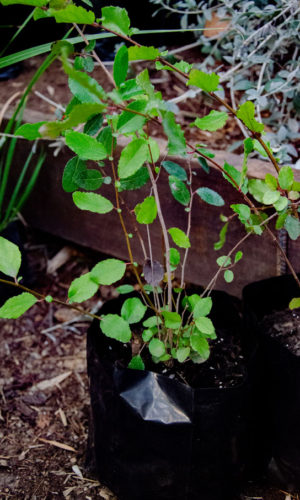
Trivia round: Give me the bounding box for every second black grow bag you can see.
[243,274,300,489]
[87,291,252,500]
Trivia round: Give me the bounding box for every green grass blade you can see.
[0,10,34,58]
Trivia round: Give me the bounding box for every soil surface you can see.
[0,227,299,499]
[261,308,300,356]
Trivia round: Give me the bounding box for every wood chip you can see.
[38,438,76,452]
[32,371,72,391]
[47,246,76,274]
[55,407,67,427]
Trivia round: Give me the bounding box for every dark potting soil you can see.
[97,291,247,390]
[260,307,300,356]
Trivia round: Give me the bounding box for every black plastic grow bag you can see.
[87,291,251,500]
[243,274,300,489]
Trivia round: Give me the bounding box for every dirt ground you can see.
[0,228,299,500]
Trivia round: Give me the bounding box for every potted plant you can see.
[0,2,299,499]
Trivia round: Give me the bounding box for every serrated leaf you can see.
[265,173,278,191]
[278,166,294,191]
[177,347,190,363]
[284,215,300,240]
[136,69,155,99]
[0,293,37,319]
[116,284,134,294]
[231,204,251,222]
[161,161,187,180]
[65,131,107,161]
[97,126,114,155]
[117,100,147,134]
[187,69,219,92]
[162,310,181,329]
[236,101,264,133]
[223,162,248,194]
[128,355,145,370]
[190,333,210,359]
[224,269,234,283]
[119,167,149,191]
[84,114,103,135]
[193,110,228,132]
[128,45,160,61]
[193,297,212,318]
[15,121,46,140]
[168,227,190,248]
[113,45,128,87]
[62,157,87,193]
[72,191,113,214]
[118,139,148,179]
[91,259,126,285]
[195,316,215,335]
[156,60,192,73]
[134,196,157,224]
[100,314,131,343]
[0,237,21,278]
[117,78,144,100]
[196,187,224,206]
[289,298,300,310]
[68,273,98,303]
[68,73,106,104]
[149,338,165,357]
[51,4,95,23]
[143,259,164,287]
[121,297,147,324]
[101,6,131,36]
[162,112,186,156]
[169,176,190,206]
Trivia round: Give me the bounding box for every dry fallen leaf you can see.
[38,438,76,452]
[204,12,230,38]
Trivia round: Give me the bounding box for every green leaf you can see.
[146,137,160,163]
[118,139,148,179]
[72,191,113,214]
[187,69,219,92]
[161,161,187,181]
[193,110,228,132]
[169,248,180,269]
[195,316,215,335]
[76,168,103,191]
[136,69,155,99]
[84,114,103,136]
[168,227,190,248]
[62,157,87,193]
[117,100,147,134]
[263,190,280,205]
[240,137,253,188]
[265,173,278,191]
[284,215,300,240]
[68,73,106,104]
[142,329,155,342]
[196,187,224,206]
[149,338,166,357]
[162,310,181,329]
[97,126,114,155]
[91,259,126,285]
[176,347,190,363]
[0,237,21,278]
[65,131,107,161]
[223,162,248,194]
[169,176,190,206]
[197,156,210,174]
[117,78,144,100]
[217,255,231,267]
[224,269,234,283]
[68,272,98,303]
[134,196,157,224]
[116,284,135,294]
[236,101,264,133]
[15,121,46,140]
[190,333,210,359]
[156,60,192,74]
[278,166,294,191]
[214,222,228,250]
[289,298,300,310]
[276,212,288,230]
[113,45,128,87]
[101,6,131,37]
[51,4,95,23]
[100,314,131,343]
[121,297,147,324]
[143,316,162,328]
[0,292,37,319]
[193,297,212,318]
[162,112,186,156]
[234,251,243,263]
[231,204,251,222]
[128,355,145,370]
[119,167,149,191]
[128,45,160,61]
